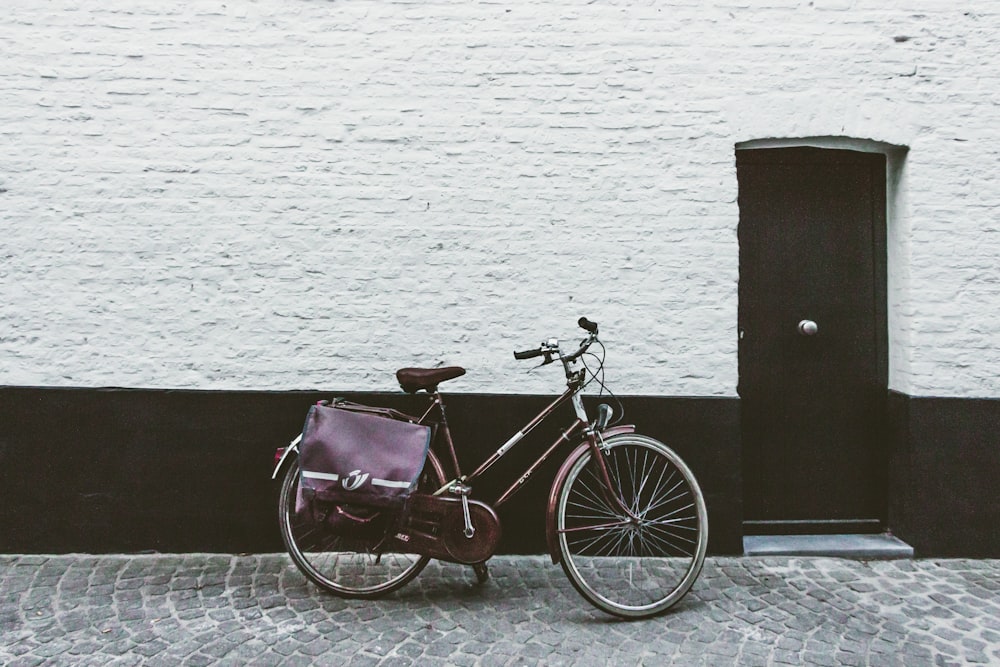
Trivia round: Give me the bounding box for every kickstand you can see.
[471,562,489,584]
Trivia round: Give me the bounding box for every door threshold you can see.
[743,533,914,559]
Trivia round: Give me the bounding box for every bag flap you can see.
[298,403,431,508]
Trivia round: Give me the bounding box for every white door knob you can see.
[798,320,819,336]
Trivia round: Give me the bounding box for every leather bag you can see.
[295,402,432,523]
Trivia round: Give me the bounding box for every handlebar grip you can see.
[514,348,544,360]
[578,317,599,334]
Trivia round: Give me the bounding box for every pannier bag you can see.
[295,401,432,528]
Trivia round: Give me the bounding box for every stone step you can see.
[743,534,914,559]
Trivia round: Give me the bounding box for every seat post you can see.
[432,390,463,478]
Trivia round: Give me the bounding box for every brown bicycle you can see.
[273,318,708,619]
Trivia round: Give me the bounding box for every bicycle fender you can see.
[545,425,636,564]
[271,434,301,480]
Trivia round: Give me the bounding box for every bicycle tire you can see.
[555,434,708,619]
[278,448,446,599]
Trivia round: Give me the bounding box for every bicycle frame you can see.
[417,384,633,516]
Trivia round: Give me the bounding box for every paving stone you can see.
[2,555,1000,664]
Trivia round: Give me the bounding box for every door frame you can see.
[736,141,892,535]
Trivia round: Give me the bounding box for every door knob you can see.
[797,320,818,336]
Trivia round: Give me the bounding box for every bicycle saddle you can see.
[396,366,466,393]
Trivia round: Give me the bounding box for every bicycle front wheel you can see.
[555,434,708,618]
[278,449,446,598]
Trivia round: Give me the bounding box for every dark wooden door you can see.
[738,147,888,534]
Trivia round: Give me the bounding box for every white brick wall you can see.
[1,1,998,397]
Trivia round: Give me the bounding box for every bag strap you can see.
[323,398,422,425]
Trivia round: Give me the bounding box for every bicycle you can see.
[272,318,708,619]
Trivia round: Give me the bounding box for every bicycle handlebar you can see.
[512,318,599,363]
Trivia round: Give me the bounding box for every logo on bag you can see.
[342,469,370,491]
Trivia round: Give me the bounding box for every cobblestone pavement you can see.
[2,554,1000,666]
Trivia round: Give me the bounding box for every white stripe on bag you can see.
[371,478,412,489]
[302,471,411,488]
[301,471,340,482]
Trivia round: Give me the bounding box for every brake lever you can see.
[525,358,554,375]
[524,350,556,374]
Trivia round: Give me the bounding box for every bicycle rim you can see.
[556,435,708,618]
[278,452,444,598]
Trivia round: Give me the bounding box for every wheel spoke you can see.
[654,498,698,518]
[559,520,632,534]
[633,449,654,513]
[642,523,697,553]
[569,470,619,518]
[646,503,697,524]
[629,447,642,515]
[645,517,699,530]
[569,525,625,556]
[610,448,631,511]
[642,469,683,518]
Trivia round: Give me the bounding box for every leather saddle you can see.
[396,366,466,394]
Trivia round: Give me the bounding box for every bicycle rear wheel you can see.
[278,449,446,598]
[555,434,708,618]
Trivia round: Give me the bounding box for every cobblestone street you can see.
[2,555,999,666]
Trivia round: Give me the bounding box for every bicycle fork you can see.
[585,430,640,520]
[570,393,637,520]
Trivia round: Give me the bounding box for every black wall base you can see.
[0,388,742,555]
[888,391,1000,557]
[4,386,996,557]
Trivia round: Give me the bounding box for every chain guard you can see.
[396,494,501,565]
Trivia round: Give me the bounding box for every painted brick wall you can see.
[2,1,998,397]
